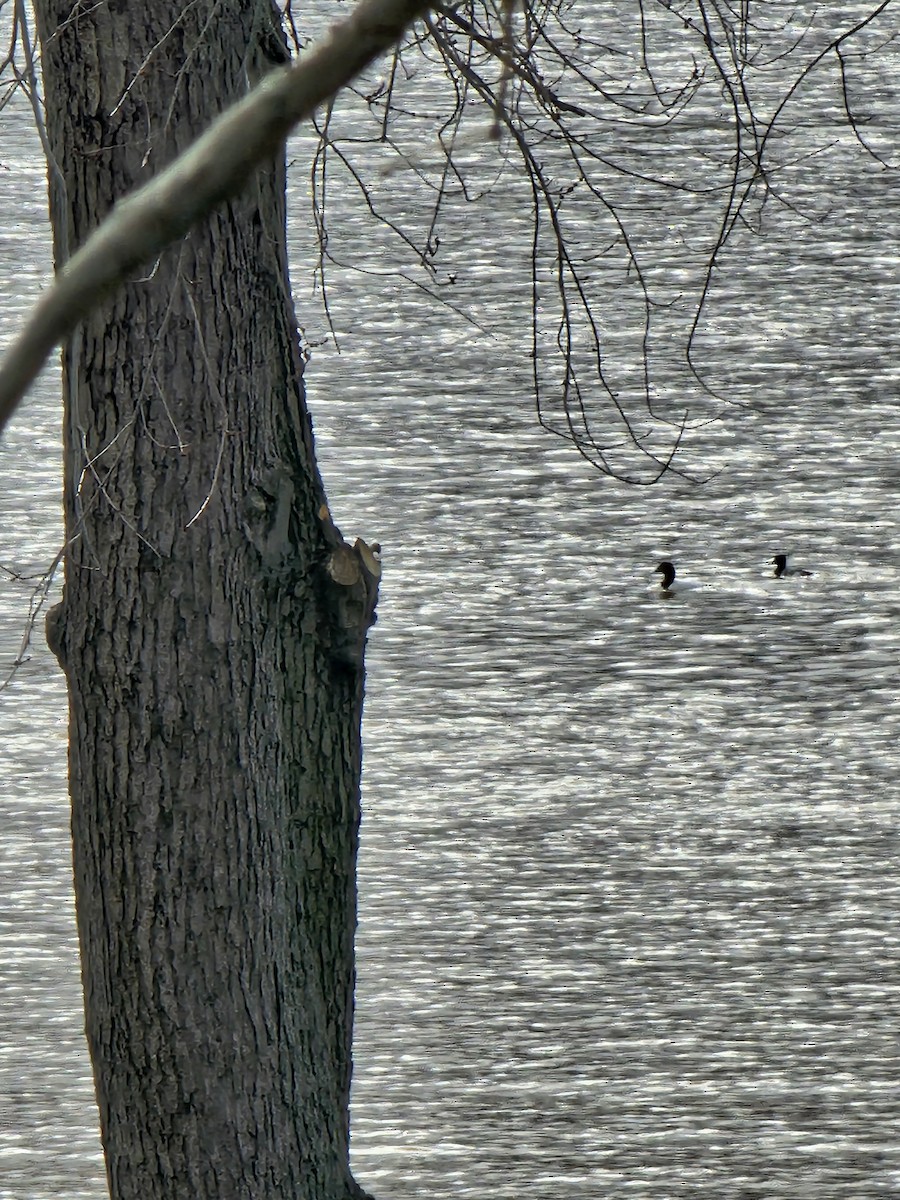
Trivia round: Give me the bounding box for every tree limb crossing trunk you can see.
[35,2,379,1196]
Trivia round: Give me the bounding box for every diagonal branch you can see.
[0,0,434,436]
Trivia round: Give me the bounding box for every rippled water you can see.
[326,369,900,1199]
[3,5,900,1198]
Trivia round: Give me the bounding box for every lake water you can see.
[2,5,900,1198]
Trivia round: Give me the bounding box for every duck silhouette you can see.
[654,560,706,596]
[772,553,812,579]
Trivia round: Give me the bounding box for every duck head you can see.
[655,560,676,590]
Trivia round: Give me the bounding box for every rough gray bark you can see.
[34,2,379,1197]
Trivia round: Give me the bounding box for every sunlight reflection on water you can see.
[2,7,900,1198]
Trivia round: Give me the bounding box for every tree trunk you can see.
[34,3,378,1197]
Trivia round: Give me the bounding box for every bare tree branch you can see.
[0,0,434,437]
[306,0,898,481]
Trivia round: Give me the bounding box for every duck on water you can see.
[772,553,812,579]
[654,560,687,595]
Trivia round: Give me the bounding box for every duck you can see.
[653,560,708,596]
[772,553,812,579]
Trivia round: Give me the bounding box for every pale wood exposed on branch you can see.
[0,0,433,437]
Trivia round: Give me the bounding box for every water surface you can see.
[1,6,900,1198]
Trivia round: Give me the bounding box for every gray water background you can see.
[1,5,900,1197]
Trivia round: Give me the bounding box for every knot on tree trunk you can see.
[325,537,381,669]
[45,599,67,668]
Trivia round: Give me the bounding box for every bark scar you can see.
[325,538,381,669]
